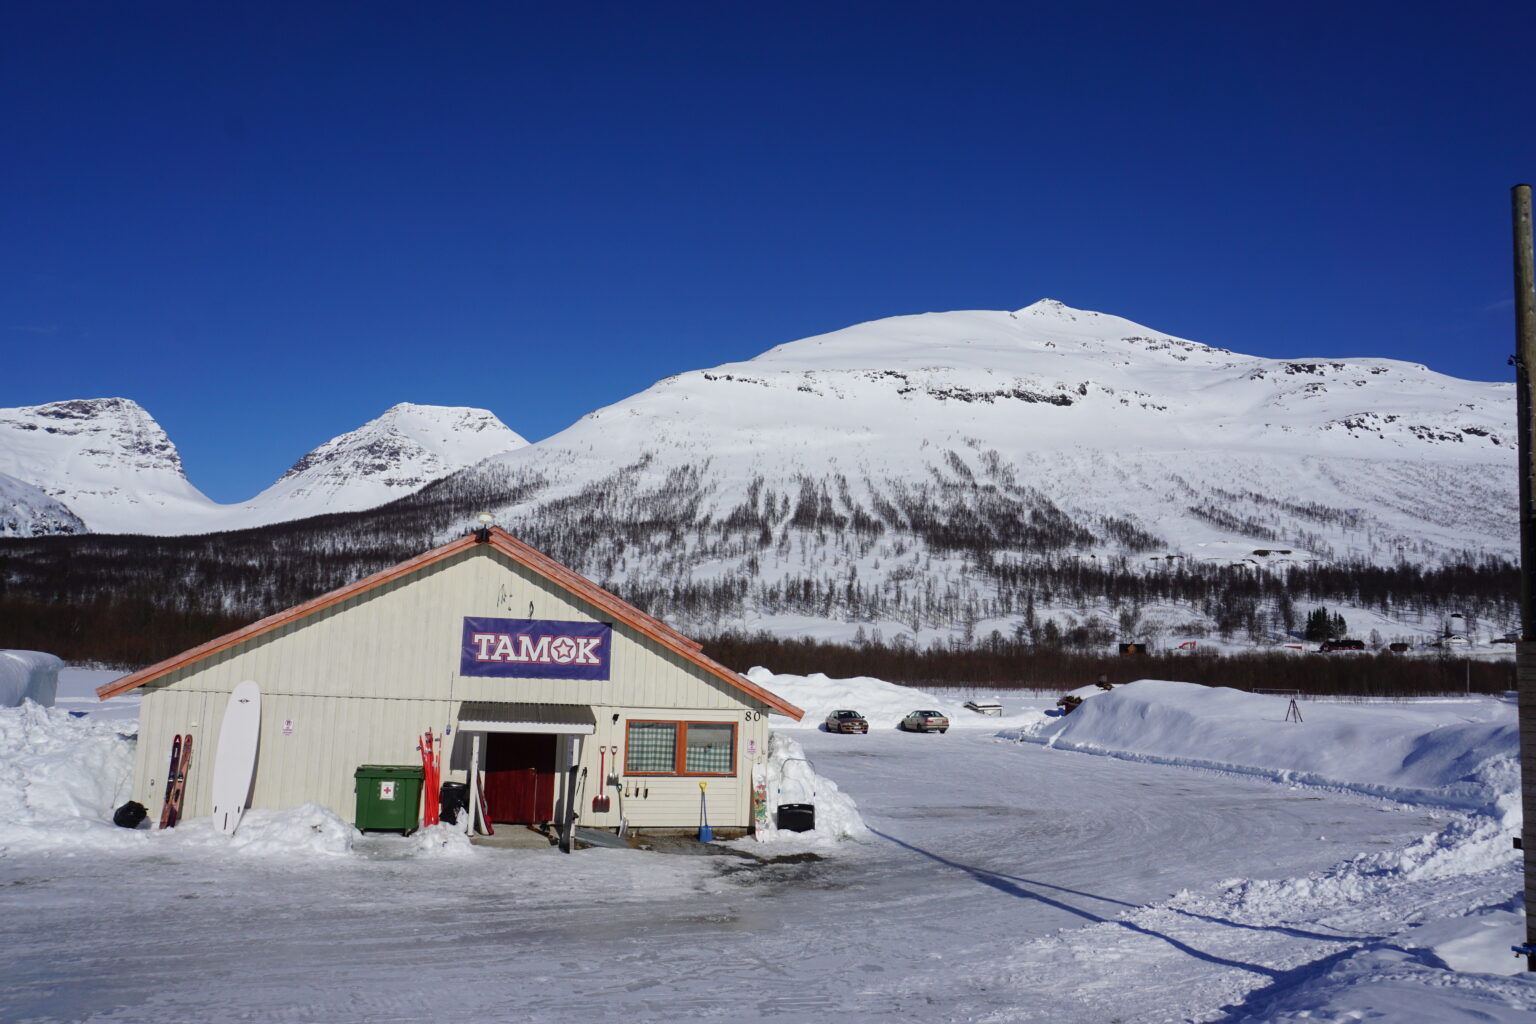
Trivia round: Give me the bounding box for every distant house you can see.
[1319,639,1365,652]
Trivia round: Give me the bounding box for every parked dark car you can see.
[898,710,949,733]
[824,709,869,734]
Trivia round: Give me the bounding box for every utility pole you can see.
[1513,183,1536,971]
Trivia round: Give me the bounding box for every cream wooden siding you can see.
[129,545,779,827]
[558,707,769,831]
[135,687,214,824]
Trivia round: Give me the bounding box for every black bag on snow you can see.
[113,800,148,829]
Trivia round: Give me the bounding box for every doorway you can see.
[482,733,557,824]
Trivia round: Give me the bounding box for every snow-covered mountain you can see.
[243,403,529,521]
[0,472,86,537]
[443,299,1515,640]
[0,398,216,534]
[0,399,527,535]
[0,300,1517,648]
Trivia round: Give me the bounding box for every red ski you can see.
[160,734,192,828]
[419,730,440,827]
[157,735,182,829]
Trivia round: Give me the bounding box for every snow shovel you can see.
[593,746,611,813]
[698,781,712,842]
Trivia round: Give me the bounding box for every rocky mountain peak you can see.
[276,404,526,485]
[1,397,186,476]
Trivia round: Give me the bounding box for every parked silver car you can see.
[824,709,869,734]
[898,710,949,733]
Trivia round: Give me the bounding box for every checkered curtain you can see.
[626,721,676,773]
[684,723,733,774]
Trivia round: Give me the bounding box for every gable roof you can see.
[96,526,804,719]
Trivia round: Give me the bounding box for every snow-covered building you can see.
[98,526,803,839]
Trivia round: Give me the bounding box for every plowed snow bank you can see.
[1008,679,1518,816]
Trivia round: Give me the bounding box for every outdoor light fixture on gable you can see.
[476,512,493,542]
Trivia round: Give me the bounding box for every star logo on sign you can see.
[549,636,578,664]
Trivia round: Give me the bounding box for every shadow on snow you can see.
[869,827,1381,981]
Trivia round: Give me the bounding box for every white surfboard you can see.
[211,680,261,836]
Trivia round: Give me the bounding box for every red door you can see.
[482,733,557,824]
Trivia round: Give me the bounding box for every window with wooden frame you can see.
[624,720,736,776]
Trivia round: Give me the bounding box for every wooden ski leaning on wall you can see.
[157,734,182,829]
[160,734,192,828]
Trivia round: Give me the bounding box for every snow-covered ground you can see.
[1,669,1531,1022]
[53,665,139,723]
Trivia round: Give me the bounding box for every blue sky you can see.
[4,2,1533,502]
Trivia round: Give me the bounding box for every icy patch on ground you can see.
[0,701,136,853]
[747,732,866,846]
[980,808,1534,1022]
[981,678,1532,1021]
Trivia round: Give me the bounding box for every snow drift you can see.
[747,665,1034,732]
[752,731,866,844]
[0,651,62,708]
[0,702,358,858]
[0,701,135,852]
[1008,679,1519,816]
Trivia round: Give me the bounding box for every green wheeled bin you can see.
[353,765,424,833]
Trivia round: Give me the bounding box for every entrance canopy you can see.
[458,701,596,735]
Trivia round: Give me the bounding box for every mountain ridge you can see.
[0,398,527,535]
[0,298,1517,653]
[423,298,1514,641]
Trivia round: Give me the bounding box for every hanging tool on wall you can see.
[593,747,611,813]
[612,750,629,837]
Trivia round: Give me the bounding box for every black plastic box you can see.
[775,803,815,832]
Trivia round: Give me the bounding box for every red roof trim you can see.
[96,527,804,720]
